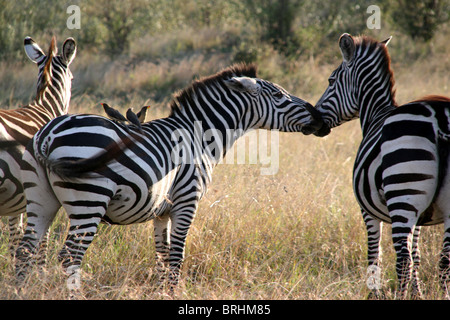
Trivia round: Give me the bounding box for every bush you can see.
[390,0,450,41]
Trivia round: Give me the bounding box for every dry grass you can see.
[0,117,447,300]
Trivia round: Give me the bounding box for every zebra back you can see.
[37,63,323,181]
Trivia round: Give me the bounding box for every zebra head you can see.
[224,76,326,136]
[24,36,77,113]
[315,33,392,133]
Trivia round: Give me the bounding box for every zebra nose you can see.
[314,122,331,137]
[301,103,331,137]
[312,104,332,137]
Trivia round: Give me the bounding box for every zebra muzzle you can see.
[301,103,330,137]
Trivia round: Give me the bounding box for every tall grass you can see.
[1,120,447,300]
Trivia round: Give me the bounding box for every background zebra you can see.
[16,64,325,291]
[0,36,76,255]
[314,33,450,299]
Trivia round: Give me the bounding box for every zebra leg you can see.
[154,213,170,284]
[167,205,198,289]
[362,211,384,298]
[15,211,59,284]
[436,165,450,298]
[10,214,48,267]
[50,176,112,293]
[439,217,450,298]
[57,209,105,295]
[58,211,104,271]
[410,225,423,299]
[16,150,61,284]
[15,204,59,279]
[8,214,24,257]
[390,214,419,299]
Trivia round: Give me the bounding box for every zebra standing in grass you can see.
[314,33,450,299]
[16,64,326,290]
[0,36,76,254]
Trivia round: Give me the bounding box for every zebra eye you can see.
[274,91,284,99]
[328,78,336,86]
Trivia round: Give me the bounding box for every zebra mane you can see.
[411,95,450,103]
[36,36,57,99]
[354,36,397,107]
[169,63,258,116]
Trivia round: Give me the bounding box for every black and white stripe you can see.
[315,33,450,299]
[16,64,324,289]
[0,36,76,254]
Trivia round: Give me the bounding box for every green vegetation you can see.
[0,1,449,299]
[0,0,448,107]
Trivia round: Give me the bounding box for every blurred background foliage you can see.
[0,0,448,108]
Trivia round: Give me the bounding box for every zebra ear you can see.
[339,33,355,63]
[224,77,260,94]
[380,36,392,47]
[62,37,77,66]
[24,37,45,63]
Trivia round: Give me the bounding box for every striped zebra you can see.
[314,33,450,299]
[15,64,326,290]
[0,36,76,255]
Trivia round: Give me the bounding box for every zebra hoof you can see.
[367,289,386,300]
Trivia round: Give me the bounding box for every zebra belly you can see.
[52,173,173,226]
[105,189,172,225]
[430,156,450,226]
[103,169,177,225]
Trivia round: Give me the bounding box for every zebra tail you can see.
[0,140,23,148]
[43,135,140,179]
[46,152,113,179]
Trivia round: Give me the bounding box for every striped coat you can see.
[315,34,450,298]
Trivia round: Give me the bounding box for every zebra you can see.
[314,33,450,299]
[15,63,326,291]
[0,36,76,255]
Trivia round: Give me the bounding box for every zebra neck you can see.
[173,103,253,168]
[357,84,395,137]
[359,103,394,137]
[355,46,396,137]
[34,86,70,117]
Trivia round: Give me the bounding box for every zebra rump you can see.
[35,121,138,179]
